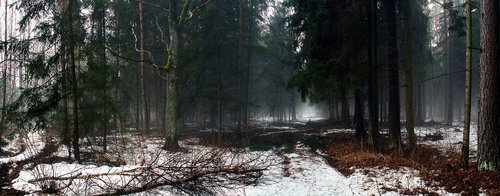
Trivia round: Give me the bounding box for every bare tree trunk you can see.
[291,93,296,121]
[445,2,453,126]
[429,53,434,121]
[62,51,71,158]
[136,67,141,133]
[98,2,107,153]
[477,0,500,171]
[403,0,416,154]
[164,28,180,150]
[367,0,380,146]
[415,82,424,124]
[139,0,150,135]
[244,2,254,130]
[164,0,191,150]
[217,45,223,135]
[237,0,243,130]
[68,0,80,161]
[386,0,401,152]
[2,0,8,125]
[58,0,71,158]
[341,92,350,126]
[461,0,472,168]
[354,88,366,138]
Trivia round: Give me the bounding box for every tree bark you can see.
[354,88,366,138]
[445,1,453,126]
[477,0,500,171]
[97,1,107,153]
[217,41,223,140]
[2,0,8,125]
[415,82,424,124]
[237,0,244,130]
[62,49,71,158]
[403,0,416,154]
[139,0,150,135]
[386,0,401,152]
[367,0,380,146]
[135,66,141,133]
[68,0,80,161]
[461,0,472,168]
[164,0,191,150]
[341,92,350,126]
[291,93,296,121]
[243,1,254,130]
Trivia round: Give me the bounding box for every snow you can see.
[12,162,143,194]
[348,167,453,195]
[11,137,272,195]
[4,124,473,195]
[0,131,46,164]
[243,146,352,195]
[412,124,478,154]
[242,143,453,196]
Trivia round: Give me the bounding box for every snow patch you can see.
[0,131,46,164]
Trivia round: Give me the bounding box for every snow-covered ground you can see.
[0,131,47,164]
[243,142,454,196]
[2,124,477,195]
[415,124,478,154]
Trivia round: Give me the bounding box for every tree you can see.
[67,0,82,161]
[237,0,243,130]
[354,87,365,138]
[287,0,365,127]
[477,0,500,171]
[1,0,7,126]
[444,0,453,126]
[461,0,472,168]
[386,0,401,151]
[403,0,416,154]
[163,0,192,150]
[0,0,8,148]
[139,0,150,136]
[366,0,380,146]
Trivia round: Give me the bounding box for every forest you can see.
[0,0,499,195]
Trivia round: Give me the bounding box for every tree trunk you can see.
[215,0,223,137]
[429,55,434,121]
[367,0,380,145]
[244,2,254,130]
[135,67,141,133]
[445,3,453,126]
[403,0,416,154]
[237,0,243,130]
[341,92,350,126]
[164,0,191,150]
[217,43,223,138]
[164,30,180,151]
[68,0,80,161]
[62,43,71,158]
[291,93,297,121]
[139,0,150,135]
[354,88,366,138]
[386,0,401,151]
[98,2,107,153]
[2,0,8,125]
[477,0,500,171]
[461,0,472,168]
[415,82,424,124]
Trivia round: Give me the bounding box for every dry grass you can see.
[325,132,413,175]
[324,132,500,195]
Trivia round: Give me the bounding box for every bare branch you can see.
[186,0,211,22]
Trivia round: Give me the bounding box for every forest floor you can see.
[0,120,499,195]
